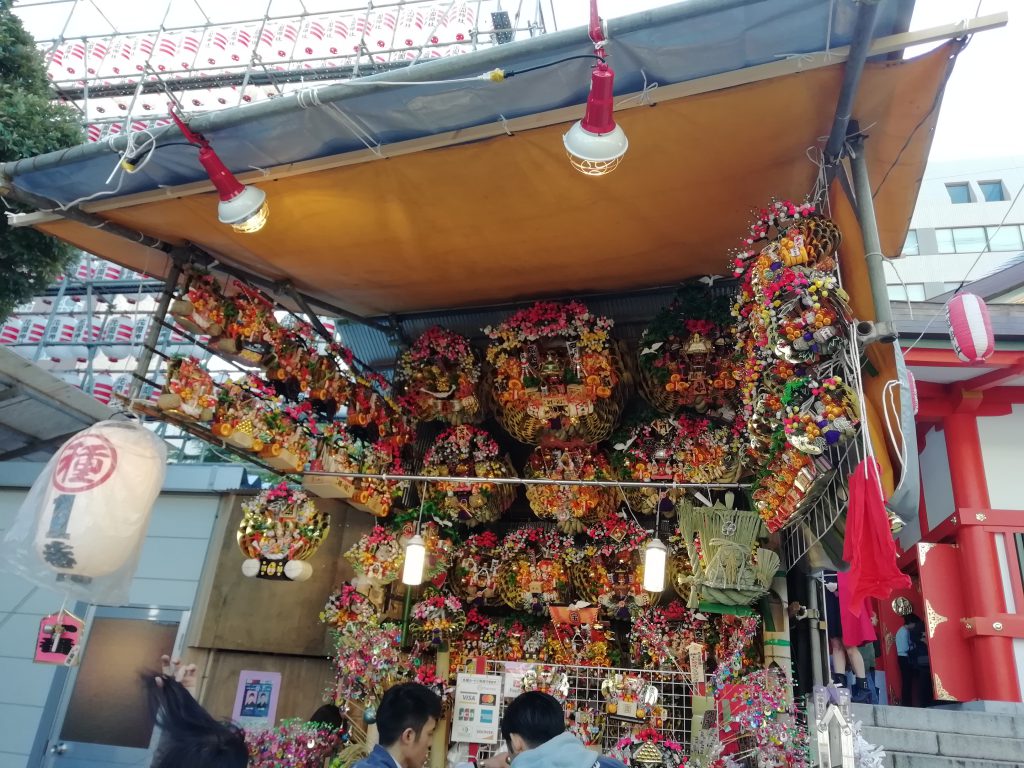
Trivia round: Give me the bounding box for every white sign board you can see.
[451,673,503,744]
[502,662,531,700]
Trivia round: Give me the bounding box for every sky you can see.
[12,0,1022,163]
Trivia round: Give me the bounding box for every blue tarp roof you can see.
[6,0,914,207]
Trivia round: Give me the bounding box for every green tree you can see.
[0,0,83,319]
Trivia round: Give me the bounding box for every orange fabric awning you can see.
[34,44,953,319]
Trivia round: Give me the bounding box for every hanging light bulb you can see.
[402,533,426,586]
[197,146,269,233]
[168,106,269,233]
[563,61,628,176]
[642,537,668,593]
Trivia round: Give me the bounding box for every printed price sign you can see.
[451,673,502,744]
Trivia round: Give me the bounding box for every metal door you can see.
[40,606,187,767]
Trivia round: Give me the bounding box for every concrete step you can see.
[854,703,1024,739]
[888,754,1024,768]
[863,725,1024,764]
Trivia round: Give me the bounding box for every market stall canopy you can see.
[3,0,982,320]
[0,348,114,461]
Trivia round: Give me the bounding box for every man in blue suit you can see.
[355,683,443,768]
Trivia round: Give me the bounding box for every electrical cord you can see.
[498,53,606,79]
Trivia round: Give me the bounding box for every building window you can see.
[935,228,955,253]
[946,182,972,204]
[888,283,926,302]
[952,227,988,253]
[979,180,1008,202]
[986,224,1023,252]
[901,230,919,256]
[934,226,1024,254]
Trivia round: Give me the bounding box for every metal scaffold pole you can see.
[129,260,182,400]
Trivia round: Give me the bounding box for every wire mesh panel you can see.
[468,660,696,760]
[780,407,862,570]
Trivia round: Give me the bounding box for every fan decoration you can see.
[546,610,613,667]
[565,703,606,748]
[157,356,217,421]
[257,409,314,474]
[524,445,617,534]
[395,327,483,424]
[391,513,455,583]
[520,664,572,702]
[675,494,778,608]
[568,515,651,620]
[611,414,742,515]
[419,425,517,525]
[320,584,376,627]
[344,526,404,587]
[729,200,856,535]
[349,433,410,518]
[170,272,226,336]
[496,527,573,615]
[329,620,417,721]
[629,603,701,671]
[608,730,687,768]
[246,719,343,768]
[410,593,467,645]
[751,437,836,532]
[668,538,696,605]
[450,531,503,606]
[212,377,274,453]
[637,283,737,415]
[484,301,626,444]
[303,425,364,500]
[215,283,276,366]
[237,483,330,582]
[782,375,859,455]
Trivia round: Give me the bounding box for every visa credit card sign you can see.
[451,673,502,744]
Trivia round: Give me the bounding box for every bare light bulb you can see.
[402,534,426,586]
[563,61,628,176]
[642,538,668,592]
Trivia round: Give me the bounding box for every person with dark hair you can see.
[309,703,345,729]
[354,682,442,768]
[495,691,625,768]
[896,612,932,707]
[145,674,249,768]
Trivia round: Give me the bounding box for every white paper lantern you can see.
[31,421,166,580]
[945,293,994,364]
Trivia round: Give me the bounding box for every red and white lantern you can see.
[397,7,425,48]
[21,315,48,344]
[945,293,994,364]
[1,317,23,345]
[100,315,135,362]
[91,374,115,405]
[444,3,476,43]
[2,421,167,607]
[46,316,77,344]
[906,370,919,416]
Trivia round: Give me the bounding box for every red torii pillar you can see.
[942,410,1021,702]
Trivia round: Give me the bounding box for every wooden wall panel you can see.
[193,495,376,656]
[192,649,335,723]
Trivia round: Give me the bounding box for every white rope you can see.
[882,379,908,484]
[326,102,384,158]
[617,69,659,107]
[824,0,835,62]
[295,86,324,109]
[880,257,914,319]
